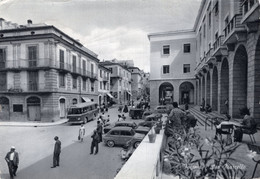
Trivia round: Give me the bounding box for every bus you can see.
[67,102,98,124]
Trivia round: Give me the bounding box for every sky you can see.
[0,0,201,72]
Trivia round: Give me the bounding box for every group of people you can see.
[200,98,212,113]
[5,136,62,178]
[165,102,197,135]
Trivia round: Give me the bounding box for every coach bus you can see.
[67,102,98,124]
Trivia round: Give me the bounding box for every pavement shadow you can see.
[1,135,123,179]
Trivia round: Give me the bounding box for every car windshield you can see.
[68,108,82,114]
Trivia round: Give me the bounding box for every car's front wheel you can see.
[134,141,140,148]
[107,140,115,147]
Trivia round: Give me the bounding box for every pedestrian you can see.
[90,129,100,155]
[118,114,123,121]
[5,146,19,179]
[200,98,205,111]
[78,124,85,142]
[118,105,122,113]
[122,114,126,121]
[224,98,229,114]
[51,136,61,168]
[96,121,103,142]
[123,104,128,113]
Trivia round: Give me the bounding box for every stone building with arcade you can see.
[149,0,260,120]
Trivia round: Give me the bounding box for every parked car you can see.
[104,121,150,135]
[129,108,144,119]
[138,113,162,128]
[154,105,169,114]
[103,127,145,148]
[142,110,153,119]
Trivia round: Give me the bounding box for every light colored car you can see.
[104,121,150,135]
[103,126,145,148]
[155,105,169,114]
[142,110,153,119]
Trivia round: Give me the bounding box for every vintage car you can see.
[104,121,150,135]
[129,108,144,119]
[142,110,153,119]
[154,105,169,114]
[103,126,145,148]
[138,113,162,128]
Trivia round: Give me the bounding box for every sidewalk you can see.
[0,118,68,127]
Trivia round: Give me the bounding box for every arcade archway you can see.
[179,82,194,104]
[159,82,174,105]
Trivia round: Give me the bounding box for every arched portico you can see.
[232,45,248,117]
[212,67,218,111]
[206,71,210,106]
[220,58,229,114]
[159,82,174,105]
[179,81,195,104]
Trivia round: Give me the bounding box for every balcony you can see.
[57,62,71,73]
[241,0,260,23]
[212,35,228,57]
[223,14,247,45]
[71,66,82,76]
[0,58,53,71]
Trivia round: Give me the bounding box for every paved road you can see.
[0,106,132,179]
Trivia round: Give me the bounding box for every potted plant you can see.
[148,126,156,143]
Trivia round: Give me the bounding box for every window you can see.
[59,73,65,87]
[72,55,77,73]
[203,24,206,38]
[28,71,38,91]
[183,64,190,73]
[13,104,23,112]
[91,82,94,92]
[82,60,86,75]
[28,46,37,67]
[225,16,229,26]
[109,67,113,73]
[215,32,219,40]
[110,130,120,135]
[100,70,102,78]
[208,12,211,27]
[0,48,6,69]
[183,44,191,53]
[121,131,132,136]
[163,65,170,74]
[59,50,64,69]
[72,76,77,89]
[215,1,219,15]
[83,79,86,91]
[162,45,170,55]
[100,81,102,89]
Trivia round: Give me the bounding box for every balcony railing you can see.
[242,0,259,17]
[213,35,224,51]
[223,14,244,38]
[28,83,38,91]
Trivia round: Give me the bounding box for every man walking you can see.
[90,129,100,155]
[5,146,19,179]
[51,136,61,168]
[97,120,103,142]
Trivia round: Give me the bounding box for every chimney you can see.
[27,19,32,26]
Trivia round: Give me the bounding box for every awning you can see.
[81,97,91,102]
[106,93,114,99]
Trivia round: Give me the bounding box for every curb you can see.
[0,119,69,127]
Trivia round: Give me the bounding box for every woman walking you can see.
[78,124,85,142]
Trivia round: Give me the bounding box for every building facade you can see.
[100,61,132,104]
[194,0,260,119]
[148,30,197,109]
[128,66,143,100]
[0,19,99,122]
[97,64,112,106]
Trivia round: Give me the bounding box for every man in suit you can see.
[5,146,19,179]
[51,136,61,168]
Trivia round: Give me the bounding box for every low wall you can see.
[114,128,166,179]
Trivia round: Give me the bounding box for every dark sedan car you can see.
[103,126,145,148]
[104,121,150,135]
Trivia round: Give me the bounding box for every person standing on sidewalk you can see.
[51,136,61,168]
[90,129,100,155]
[78,124,85,142]
[5,146,19,179]
[96,121,103,142]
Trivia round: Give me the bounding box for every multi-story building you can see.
[128,66,143,100]
[194,0,260,119]
[149,0,260,119]
[140,71,150,99]
[148,30,197,108]
[97,64,112,106]
[0,19,99,122]
[100,61,132,104]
